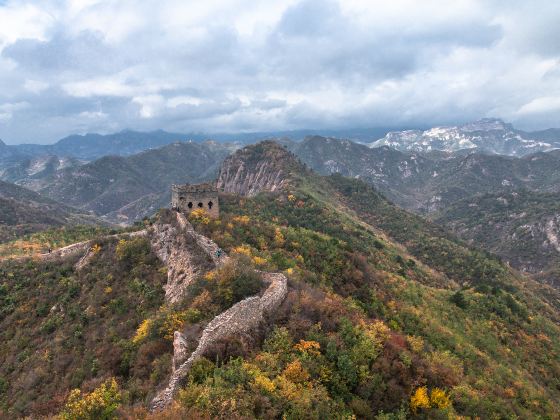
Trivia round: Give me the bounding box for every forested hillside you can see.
[1,142,559,418]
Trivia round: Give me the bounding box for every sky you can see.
[0,0,559,144]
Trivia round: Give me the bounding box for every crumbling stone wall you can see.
[149,210,228,304]
[150,270,288,411]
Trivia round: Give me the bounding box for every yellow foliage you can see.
[410,386,431,413]
[192,289,212,310]
[282,360,310,384]
[365,320,390,342]
[132,318,151,344]
[160,311,188,341]
[286,267,294,275]
[204,270,216,281]
[91,243,102,254]
[232,215,251,224]
[430,387,451,409]
[254,374,276,393]
[232,245,252,256]
[295,254,304,264]
[504,387,516,398]
[406,335,424,353]
[59,378,121,420]
[190,208,210,224]
[104,286,112,294]
[274,228,285,246]
[288,194,296,202]
[294,340,321,355]
[114,239,131,260]
[252,256,267,266]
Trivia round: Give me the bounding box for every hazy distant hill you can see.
[2,127,396,162]
[36,141,235,223]
[293,136,560,212]
[0,155,84,190]
[0,180,98,242]
[434,190,560,288]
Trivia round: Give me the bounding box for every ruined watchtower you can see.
[171,183,219,218]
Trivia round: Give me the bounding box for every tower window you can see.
[208,201,213,209]
[187,202,193,208]
[198,202,203,208]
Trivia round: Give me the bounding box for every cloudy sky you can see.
[0,0,559,144]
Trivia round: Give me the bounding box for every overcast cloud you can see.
[0,0,559,144]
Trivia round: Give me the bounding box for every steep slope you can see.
[368,118,560,156]
[293,136,560,292]
[181,142,560,418]
[0,180,99,242]
[217,141,298,196]
[435,190,560,288]
[292,136,434,209]
[293,136,560,212]
[0,155,83,189]
[37,141,235,223]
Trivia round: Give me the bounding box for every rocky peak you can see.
[217,141,302,196]
[460,118,510,132]
[368,118,560,156]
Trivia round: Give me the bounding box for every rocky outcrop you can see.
[545,217,560,254]
[149,210,228,304]
[150,271,288,411]
[217,141,294,196]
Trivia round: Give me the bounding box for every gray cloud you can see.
[0,0,558,144]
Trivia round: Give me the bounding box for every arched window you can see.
[187,202,193,208]
[208,201,213,209]
[198,202,203,208]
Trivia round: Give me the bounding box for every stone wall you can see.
[149,210,228,304]
[150,270,288,411]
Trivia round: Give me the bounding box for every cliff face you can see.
[217,141,296,196]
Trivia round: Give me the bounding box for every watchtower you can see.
[171,183,219,218]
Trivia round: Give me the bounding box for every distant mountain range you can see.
[0,127,395,161]
[2,119,560,284]
[0,180,98,242]
[293,136,560,211]
[368,118,560,156]
[33,141,234,223]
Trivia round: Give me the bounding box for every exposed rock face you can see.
[150,271,288,411]
[367,118,560,157]
[172,332,189,372]
[149,210,228,304]
[217,141,293,196]
[546,217,560,254]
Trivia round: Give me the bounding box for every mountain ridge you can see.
[368,118,560,156]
